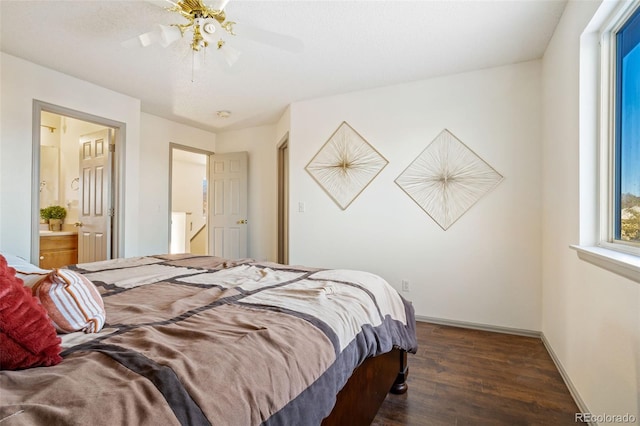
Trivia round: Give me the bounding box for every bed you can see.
[0,253,417,425]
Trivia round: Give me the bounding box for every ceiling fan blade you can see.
[121,30,160,48]
[121,36,142,49]
[232,22,304,54]
[144,0,180,9]
[208,0,230,11]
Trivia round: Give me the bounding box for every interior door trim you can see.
[31,100,126,265]
[277,133,289,264]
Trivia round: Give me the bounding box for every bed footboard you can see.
[322,348,408,425]
[391,349,409,394]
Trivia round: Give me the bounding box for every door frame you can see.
[168,143,214,254]
[31,100,126,264]
[277,133,289,264]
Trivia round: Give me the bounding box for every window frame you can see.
[598,0,640,257]
[572,0,640,284]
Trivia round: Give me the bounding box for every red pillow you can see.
[0,255,62,370]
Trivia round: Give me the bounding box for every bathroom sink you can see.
[40,230,76,236]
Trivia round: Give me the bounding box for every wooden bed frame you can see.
[322,348,409,425]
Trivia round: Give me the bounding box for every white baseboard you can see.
[540,334,595,426]
[415,315,593,425]
[415,315,541,337]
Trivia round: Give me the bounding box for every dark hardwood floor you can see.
[373,321,584,425]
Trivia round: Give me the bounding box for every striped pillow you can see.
[33,269,106,334]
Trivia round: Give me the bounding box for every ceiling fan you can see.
[123,0,303,67]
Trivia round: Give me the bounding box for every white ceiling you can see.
[0,0,567,133]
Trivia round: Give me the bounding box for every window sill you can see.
[570,245,640,284]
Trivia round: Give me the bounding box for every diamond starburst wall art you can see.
[395,129,503,230]
[306,122,388,210]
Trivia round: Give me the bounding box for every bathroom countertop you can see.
[39,230,78,237]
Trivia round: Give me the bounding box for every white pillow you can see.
[2,253,31,267]
[1,253,50,287]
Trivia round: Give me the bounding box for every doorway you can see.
[169,144,212,255]
[32,101,125,266]
[277,135,289,265]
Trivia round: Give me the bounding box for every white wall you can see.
[0,53,141,259]
[216,125,278,262]
[541,0,639,420]
[287,61,543,331]
[139,113,216,255]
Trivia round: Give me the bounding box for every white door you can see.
[78,129,112,263]
[209,152,248,259]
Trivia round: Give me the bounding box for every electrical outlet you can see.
[298,202,305,213]
[401,280,409,292]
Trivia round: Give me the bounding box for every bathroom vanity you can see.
[39,231,78,269]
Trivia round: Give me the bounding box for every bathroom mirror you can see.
[39,145,59,208]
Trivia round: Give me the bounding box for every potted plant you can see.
[40,205,67,231]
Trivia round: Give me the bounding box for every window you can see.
[614,7,640,246]
[596,1,640,258]
[572,1,640,283]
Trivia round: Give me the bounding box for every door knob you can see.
[236,219,248,224]
[74,222,84,227]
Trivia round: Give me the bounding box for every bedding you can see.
[0,254,417,425]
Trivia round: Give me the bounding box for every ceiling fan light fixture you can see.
[128,0,303,73]
[218,41,241,67]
